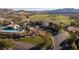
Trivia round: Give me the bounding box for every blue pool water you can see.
[3,29,20,32]
[1,26,20,33]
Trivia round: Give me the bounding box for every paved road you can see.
[13,42,35,50]
[53,31,69,50]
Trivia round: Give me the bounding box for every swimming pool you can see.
[1,26,21,33]
[3,29,20,32]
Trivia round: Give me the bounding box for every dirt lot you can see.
[13,42,35,50]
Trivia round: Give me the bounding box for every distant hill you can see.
[0,8,79,16]
[29,8,79,15]
[46,8,79,14]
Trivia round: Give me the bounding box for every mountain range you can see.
[46,8,79,14]
[0,8,79,15]
[28,8,79,15]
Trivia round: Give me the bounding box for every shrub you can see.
[71,42,77,50]
[0,39,15,49]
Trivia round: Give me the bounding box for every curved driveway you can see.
[53,31,69,50]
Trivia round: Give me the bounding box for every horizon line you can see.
[11,8,79,11]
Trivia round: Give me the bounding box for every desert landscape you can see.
[0,8,79,50]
